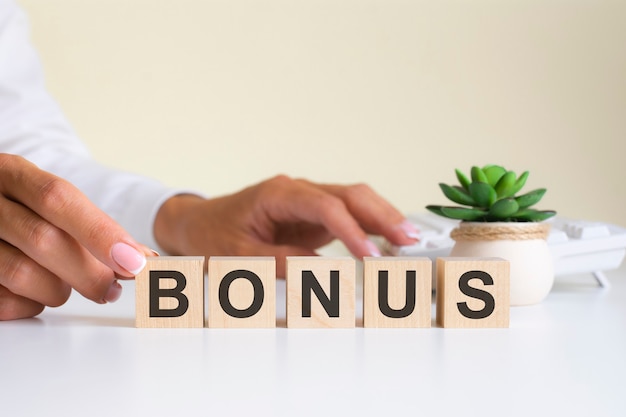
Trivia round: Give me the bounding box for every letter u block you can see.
[286,257,356,328]
[436,257,510,328]
[207,257,276,328]
[135,256,205,328]
[363,257,432,328]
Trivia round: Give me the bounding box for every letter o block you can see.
[135,256,205,328]
[208,257,276,328]
[436,257,510,328]
[363,257,432,328]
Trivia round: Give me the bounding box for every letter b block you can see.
[436,257,510,328]
[135,256,205,328]
[287,257,356,328]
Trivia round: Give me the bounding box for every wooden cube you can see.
[135,256,205,328]
[286,257,356,328]
[363,257,432,328]
[207,257,276,328]
[436,257,510,328]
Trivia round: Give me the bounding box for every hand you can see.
[154,175,419,276]
[0,154,151,320]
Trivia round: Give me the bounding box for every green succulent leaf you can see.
[455,169,471,191]
[488,198,520,219]
[494,171,517,198]
[440,206,488,221]
[470,166,488,183]
[509,171,530,196]
[439,183,476,206]
[427,165,556,223]
[425,205,446,217]
[510,208,557,222]
[469,182,497,208]
[515,188,546,209]
[482,165,507,187]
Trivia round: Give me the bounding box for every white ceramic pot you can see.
[449,222,553,306]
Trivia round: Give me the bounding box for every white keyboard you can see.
[380,212,626,288]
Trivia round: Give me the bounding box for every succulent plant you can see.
[426,165,556,222]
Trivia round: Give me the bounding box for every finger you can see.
[273,222,335,250]
[0,155,146,278]
[0,285,45,321]
[308,195,382,258]
[0,196,120,303]
[308,181,419,245]
[259,177,380,259]
[0,240,71,307]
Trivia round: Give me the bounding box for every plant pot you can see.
[449,222,553,306]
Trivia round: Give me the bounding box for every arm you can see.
[2,1,418,306]
[0,1,180,252]
[0,1,160,319]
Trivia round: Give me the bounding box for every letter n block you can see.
[436,257,510,328]
[363,257,432,328]
[286,257,356,328]
[135,256,205,328]
[207,257,276,328]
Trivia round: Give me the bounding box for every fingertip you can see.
[385,220,420,246]
[111,242,147,276]
[103,280,122,303]
[398,219,420,240]
[365,240,382,257]
[341,237,382,260]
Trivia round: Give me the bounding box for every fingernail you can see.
[398,220,420,240]
[104,280,122,303]
[111,242,147,275]
[365,240,381,257]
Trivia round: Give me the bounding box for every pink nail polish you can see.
[104,280,122,303]
[366,240,382,257]
[111,242,147,275]
[399,220,420,240]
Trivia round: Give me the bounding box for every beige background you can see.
[18,0,626,225]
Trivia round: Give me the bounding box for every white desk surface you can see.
[2,257,625,417]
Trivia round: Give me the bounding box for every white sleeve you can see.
[0,0,191,252]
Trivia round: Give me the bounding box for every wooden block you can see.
[207,257,276,328]
[363,257,432,328]
[286,257,356,328]
[135,256,205,328]
[436,257,510,328]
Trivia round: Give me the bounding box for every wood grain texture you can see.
[436,257,510,328]
[286,257,355,328]
[363,257,432,328]
[135,256,205,328]
[207,257,276,328]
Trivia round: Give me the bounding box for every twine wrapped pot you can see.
[450,222,553,306]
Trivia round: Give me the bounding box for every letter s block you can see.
[436,257,510,328]
[363,257,432,328]
[135,256,205,328]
